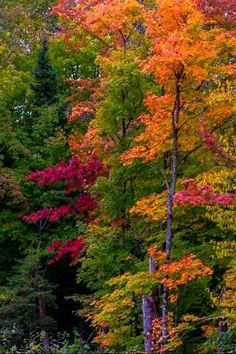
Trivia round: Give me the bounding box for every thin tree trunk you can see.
[161,136,177,345]
[217,320,227,354]
[142,256,157,353]
[39,296,51,354]
[161,73,181,346]
[217,287,227,354]
[142,295,155,353]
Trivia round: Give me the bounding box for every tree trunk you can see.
[217,319,228,353]
[161,74,181,346]
[142,256,157,353]
[142,295,155,353]
[39,296,51,354]
[161,185,175,345]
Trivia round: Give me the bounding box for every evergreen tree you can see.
[0,253,55,353]
[31,37,57,107]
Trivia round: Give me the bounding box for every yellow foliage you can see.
[213,241,236,259]
[130,191,167,222]
[212,261,236,326]
[182,314,200,322]
[198,168,236,231]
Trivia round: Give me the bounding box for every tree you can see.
[121,0,236,348]
[31,37,57,107]
[21,153,106,263]
[0,253,55,353]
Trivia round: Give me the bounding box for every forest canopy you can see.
[0,0,235,353]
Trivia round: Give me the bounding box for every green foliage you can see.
[0,252,55,346]
[31,37,58,107]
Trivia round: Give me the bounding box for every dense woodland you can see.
[0,0,236,353]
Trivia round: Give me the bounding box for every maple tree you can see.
[120,0,236,349]
[21,153,106,264]
[89,244,213,351]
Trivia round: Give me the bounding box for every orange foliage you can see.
[68,125,104,158]
[148,244,166,262]
[68,101,95,122]
[53,0,144,48]
[122,0,236,165]
[148,245,213,290]
[130,192,167,222]
[159,254,213,290]
[148,244,212,290]
[149,249,212,351]
[201,324,217,337]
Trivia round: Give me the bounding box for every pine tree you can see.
[31,37,57,107]
[0,253,55,353]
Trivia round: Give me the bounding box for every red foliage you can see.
[111,218,125,228]
[21,155,103,266]
[174,179,235,207]
[20,208,51,223]
[21,154,107,223]
[200,0,236,27]
[27,154,106,193]
[48,205,72,222]
[75,194,97,213]
[47,238,86,264]
[21,194,98,223]
[20,205,72,223]
[51,0,101,20]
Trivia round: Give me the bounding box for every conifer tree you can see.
[0,253,55,353]
[31,37,57,107]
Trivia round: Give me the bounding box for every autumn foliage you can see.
[48,0,236,351]
[47,238,85,264]
[1,0,235,352]
[21,154,106,264]
[22,154,106,221]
